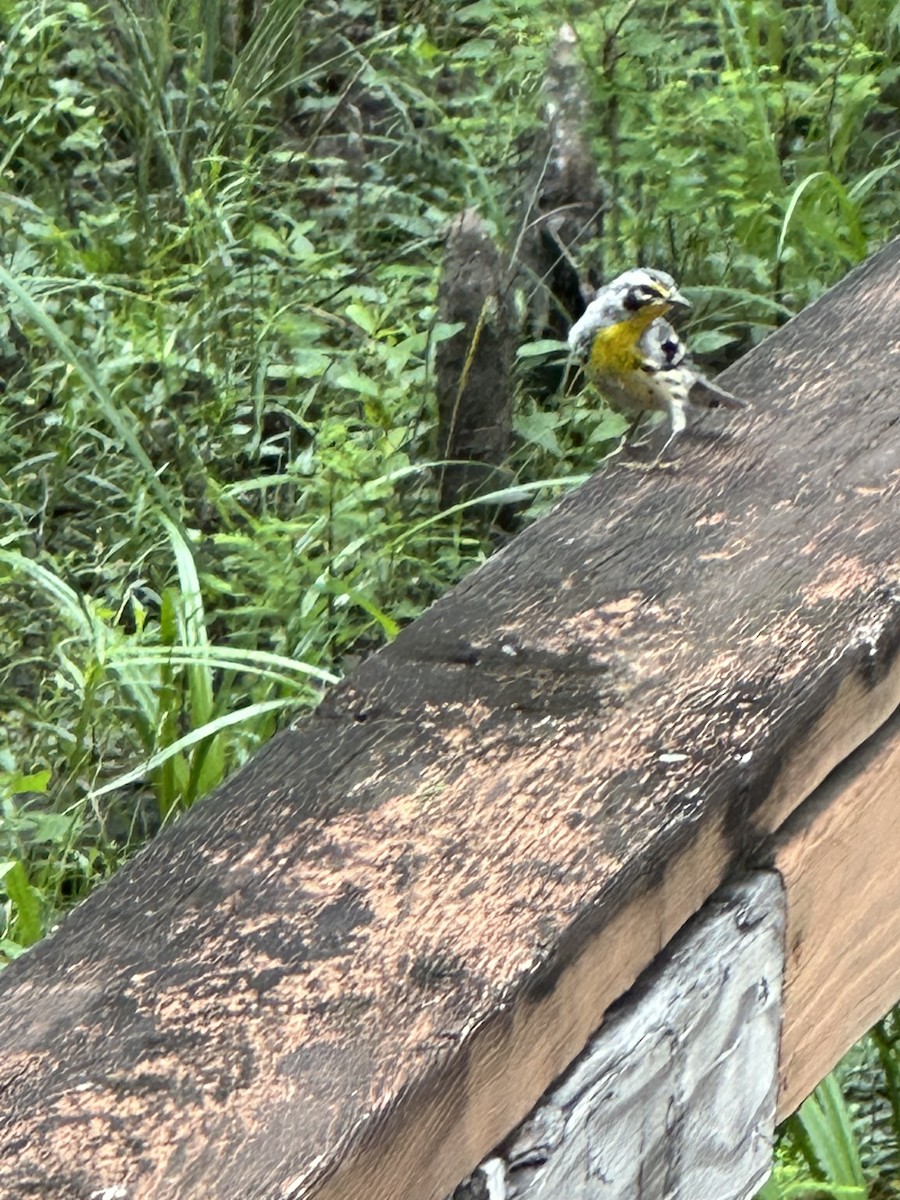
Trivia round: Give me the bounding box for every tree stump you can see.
[435,208,517,510]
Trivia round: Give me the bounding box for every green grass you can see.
[761,1022,900,1198]
[1,0,899,1186]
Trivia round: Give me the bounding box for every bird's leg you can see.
[614,413,668,470]
[652,399,688,466]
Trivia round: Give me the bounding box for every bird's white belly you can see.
[589,367,671,416]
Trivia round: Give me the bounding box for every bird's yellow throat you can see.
[588,303,668,375]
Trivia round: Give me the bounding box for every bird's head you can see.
[567,267,692,355]
[611,268,692,320]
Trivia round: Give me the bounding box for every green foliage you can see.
[0,0,899,1190]
[0,767,79,956]
[0,1,897,1144]
[566,0,899,353]
[0,0,502,949]
[758,1020,900,1199]
[786,1074,868,1193]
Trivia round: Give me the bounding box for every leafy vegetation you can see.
[761,1016,900,1198]
[0,0,898,1188]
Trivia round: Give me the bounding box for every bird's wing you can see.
[639,318,688,370]
[687,373,748,411]
[641,319,747,411]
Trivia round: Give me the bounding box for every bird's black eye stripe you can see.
[624,284,666,311]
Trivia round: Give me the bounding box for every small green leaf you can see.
[249,224,286,255]
[515,410,562,455]
[431,321,466,344]
[689,330,739,354]
[517,339,569,359]
[7,769,52,796]
[29,813,74,844]
[1,860,44,948]
[333,369,380,397]
[345,304,378,335]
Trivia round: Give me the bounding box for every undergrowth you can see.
[0,0,898,1189]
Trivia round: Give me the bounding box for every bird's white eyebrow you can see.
[635,277,667,296]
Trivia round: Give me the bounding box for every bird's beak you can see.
[667,288,692,310]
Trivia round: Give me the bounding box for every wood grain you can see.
[458,872,784,1200]
[1,241,899,1200]
[773,703,900,1118]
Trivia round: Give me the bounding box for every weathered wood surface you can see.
[774,702,900,1117]
[453,693,900,1198]
[1,240,899,1200]
[456,872,784,1200]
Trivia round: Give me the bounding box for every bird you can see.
[567,267,747,460]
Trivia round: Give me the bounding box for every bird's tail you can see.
[688,374,748,411]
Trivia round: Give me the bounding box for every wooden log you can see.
[1,240,899,1199]
[773,703,900,1117]
[454,708,900,1197]
[456,872,785,1200]
[454,700,900,1197]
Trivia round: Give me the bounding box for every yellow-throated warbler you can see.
[567,268,747,459]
